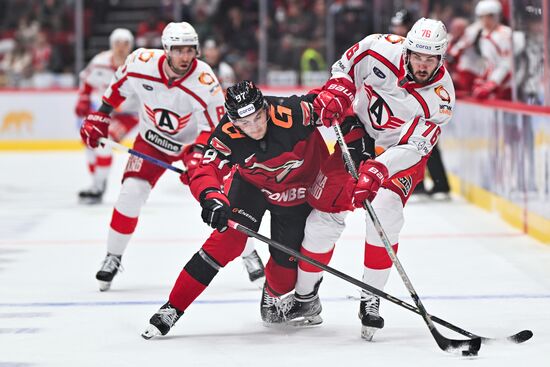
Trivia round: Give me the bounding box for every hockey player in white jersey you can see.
[277,18,455,341]
[448,0,512,100]
[80,22,227,291]
[76,28,138,204]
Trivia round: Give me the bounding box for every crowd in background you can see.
[0,0,546,105]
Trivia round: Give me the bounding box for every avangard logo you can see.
[144,104,191,135]
[248,159,304,183]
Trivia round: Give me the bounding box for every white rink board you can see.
[0,151,549,366]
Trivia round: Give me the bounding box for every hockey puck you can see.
[462,350,478,357]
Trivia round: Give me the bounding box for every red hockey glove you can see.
[199,188,230,232]
[80,111,111,148]
[179,144,204,186]
[75,94,91,117]
[313,78,355,127]
[472,80,498,100]
[349,160,389,208]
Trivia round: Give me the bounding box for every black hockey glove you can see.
[199,188,230,232]
[340,115,375,171]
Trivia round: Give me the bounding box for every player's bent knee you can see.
[303,209,347,253]
[115,178,152,217]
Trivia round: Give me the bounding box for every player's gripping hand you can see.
[80,111,111,148]
[313,78,355,127]
[349,160,388,207]
[199,189,230,232]
[179,144,204,186]
[75,94,91,117]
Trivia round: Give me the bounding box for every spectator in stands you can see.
[0,36,32,87]
[515,4,544,105]
[389,9,414,37]
[202,39,236,89]
[136,14,166,48]
[32,30,51,73]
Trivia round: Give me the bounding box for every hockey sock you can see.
[264,258,297,296]
[169,249,220,311]
[295,245,334,296]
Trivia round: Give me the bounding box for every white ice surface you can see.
[0,151,549,366]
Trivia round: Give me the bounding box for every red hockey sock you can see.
[168,270,207,312]
[364,242,399,269]
[265,258,297,296]
[110,209,138,235]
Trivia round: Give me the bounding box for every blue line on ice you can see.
[0,294,549,308]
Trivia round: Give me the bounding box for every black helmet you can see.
[225,81,266,121]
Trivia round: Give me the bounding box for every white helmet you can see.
[475,0,502,17]
[403,18,448,83]
[109,28,134,48]
[404,17,448,56]
[161,22,199,53]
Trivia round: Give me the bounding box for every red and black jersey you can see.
[189,94,329,207]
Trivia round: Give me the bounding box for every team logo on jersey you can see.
[392,175,413,197]
[434,85,451,103]
[364,85,405,130]
[373,67,386,79]
[144,104,191,135]
[248,159,304,183]
[198,72,215,85]
[211,137,232,156]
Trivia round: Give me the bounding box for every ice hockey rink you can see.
[0,151,549,367]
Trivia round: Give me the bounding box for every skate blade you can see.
[285,315,323,327]
[98,280,111,292]
[141,325,162,340]
[361,325,379,341]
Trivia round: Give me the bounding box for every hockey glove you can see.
[313,78,356,127]
[179,144,204,186]
[80,111,111,148]
[199,188,230,232]
[75,94,91,117]
[349,160,389,208]
[472,80,497,100]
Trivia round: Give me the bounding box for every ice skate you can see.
[260,283,283,324]
[242,249,265,286]
[430,190,451,201]
[95,253,122,291]
[78,181,106,205]
[142,302,183,340]
[359,293,384,341]
[278,292,323,326]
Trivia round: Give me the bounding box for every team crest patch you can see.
[392,175,413,197]
[198,72,215,85]
[144,104,191,134]
[434,85,451,103]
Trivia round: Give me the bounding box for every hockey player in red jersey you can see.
[140,81,340,339]
[76,28,138,204]
[80,22,226,291]
[277,18,456,341]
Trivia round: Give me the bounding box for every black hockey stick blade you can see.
[480,329,533,345]
[433,327,481,354]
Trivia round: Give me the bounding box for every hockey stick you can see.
[100,136,531,347]
[98,137,187,174]
[228,219,531,349]
[332,123,482,354]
